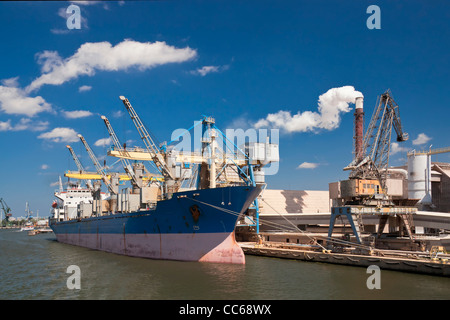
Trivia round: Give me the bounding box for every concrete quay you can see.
[240,242,450,277]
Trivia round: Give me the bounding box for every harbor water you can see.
[1,229,450,300]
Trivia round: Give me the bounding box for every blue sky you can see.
[0,0,449,218]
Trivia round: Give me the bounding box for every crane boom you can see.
[78,134,117,194]
[351,90,408,190]
[0,198,12,221]
[119,96,174,180]
[66,145,93,190]
[101,115,142,188]
[407,146,450,156]
[66,145,84,172]
[64,170,163,182]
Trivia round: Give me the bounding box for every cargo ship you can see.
[49,96,278,264]
[50,185,260,264]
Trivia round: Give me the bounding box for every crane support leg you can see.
[377,215,389,238]
[398,214,414,241]
[328,210,363,244]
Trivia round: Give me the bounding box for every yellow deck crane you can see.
[107,99,256,189]
[64,142,163,183]
[77,135,117,193]
[65,145,94,190]
[101,115,145,192]
[119,96,175,182]
[77,134,121,213]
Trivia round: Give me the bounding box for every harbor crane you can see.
[344,89,408,205]
[329,90,416,245]
[0,198,12,222]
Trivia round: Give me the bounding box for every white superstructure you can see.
[52,183,107,221]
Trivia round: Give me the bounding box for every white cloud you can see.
[63,110,94,119]
[50,180,61,187]
[0,120,12,131]
[38,127,79,143]
[50,28,71,35]
[0,84,52,116]
[26,40,197,92]
[255,110,320,133]
[0,118,49,132]
[41,164,49,170]
[412,133,431,146]
[191,66,220,76]
[190,64,230,76]
[297,162,319,169]
[78,85,92,92]
[70,1,101,5]
[254,86,363,133]
[390,142,409,155]
[1,77,20,87]
[112,110,124,118]
[94,137,111,147]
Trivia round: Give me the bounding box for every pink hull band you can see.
[55,231,245,264]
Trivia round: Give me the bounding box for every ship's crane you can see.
[64,170,163,182]
[119,96,175,181]
[0,198,12,222]
[66,145,93,190]
[101,115,143,191]
[77,134,118,195]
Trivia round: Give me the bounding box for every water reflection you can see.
[1,230,450,300]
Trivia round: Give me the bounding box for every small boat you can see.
[20,222,34,232]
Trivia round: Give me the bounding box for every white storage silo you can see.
[407,152,431,204]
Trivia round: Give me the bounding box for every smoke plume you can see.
[254,86,363,133]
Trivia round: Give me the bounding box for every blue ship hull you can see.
[50,186,260,264]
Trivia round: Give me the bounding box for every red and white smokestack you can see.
[354,96,364,161]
